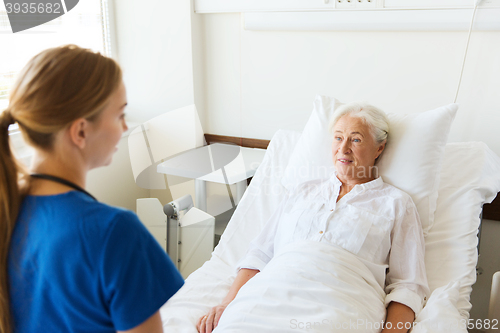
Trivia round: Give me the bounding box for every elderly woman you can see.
[197,103,429,333]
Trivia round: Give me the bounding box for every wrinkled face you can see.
[332,115,385,183]
[86,82,128,169]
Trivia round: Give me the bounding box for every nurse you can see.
[0,45,183,333]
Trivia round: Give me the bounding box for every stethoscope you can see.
[30,173,97,202]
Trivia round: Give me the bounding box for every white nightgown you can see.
[237,172,430,316]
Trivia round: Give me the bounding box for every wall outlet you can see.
[336,0,356,9]
[356,0,378,8]
[336,0,378,9]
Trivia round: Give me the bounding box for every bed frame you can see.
[484,196,500,221]
[204,133,270,150]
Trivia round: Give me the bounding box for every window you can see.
[0,0,114,112]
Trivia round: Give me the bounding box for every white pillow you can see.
[281,95,339,188]
[412,281,467,333]
[425,142,500,317]
[281,95,458,235]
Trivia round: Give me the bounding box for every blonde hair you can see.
[0,45,122,333]
[328,102,389,144]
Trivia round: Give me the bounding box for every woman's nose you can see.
[122,119,128,132]
[340,140,351,153]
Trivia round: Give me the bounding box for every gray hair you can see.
[328,102,389,144]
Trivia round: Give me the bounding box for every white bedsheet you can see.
[215,241,386,333]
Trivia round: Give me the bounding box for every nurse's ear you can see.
[67,118,91,150]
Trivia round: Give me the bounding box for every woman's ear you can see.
[375,140,386,160]
[68,118,89,150]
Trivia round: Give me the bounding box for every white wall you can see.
[113,0,196,124]
[200,14,500,158]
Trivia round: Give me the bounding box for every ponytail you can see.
[0,109,22,333]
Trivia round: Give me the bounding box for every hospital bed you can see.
[160,98,500,332]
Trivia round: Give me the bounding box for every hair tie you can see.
[1,109,16,128]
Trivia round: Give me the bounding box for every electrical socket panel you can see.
[336,0,379,9]
[383,0,500,8]
[335,0,355,9]
[481,0,500,7]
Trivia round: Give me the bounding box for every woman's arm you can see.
[221,268,260,306]
[381,302,415,333]
[385,199,429,320]
[197,268,259,333]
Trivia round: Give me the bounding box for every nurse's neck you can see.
[28,148,87,196]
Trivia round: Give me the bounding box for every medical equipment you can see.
[137,195,215,279]
[29,174,97,201]
[128,105,225,277]
[164,194,215,278]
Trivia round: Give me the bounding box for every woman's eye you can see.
[353,138,361,143]
[335,137,342,141]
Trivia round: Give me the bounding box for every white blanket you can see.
[214,241,386,333]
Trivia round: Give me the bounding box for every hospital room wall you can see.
[112,0,197,124]
[200,14,500,159]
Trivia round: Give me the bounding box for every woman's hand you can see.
[381,301,415,333]
[196,268,259,333]
[196,302,229,333]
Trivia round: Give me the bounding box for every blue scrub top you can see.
[8,191,184,332]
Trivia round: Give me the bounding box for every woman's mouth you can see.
[338,159,353,164]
